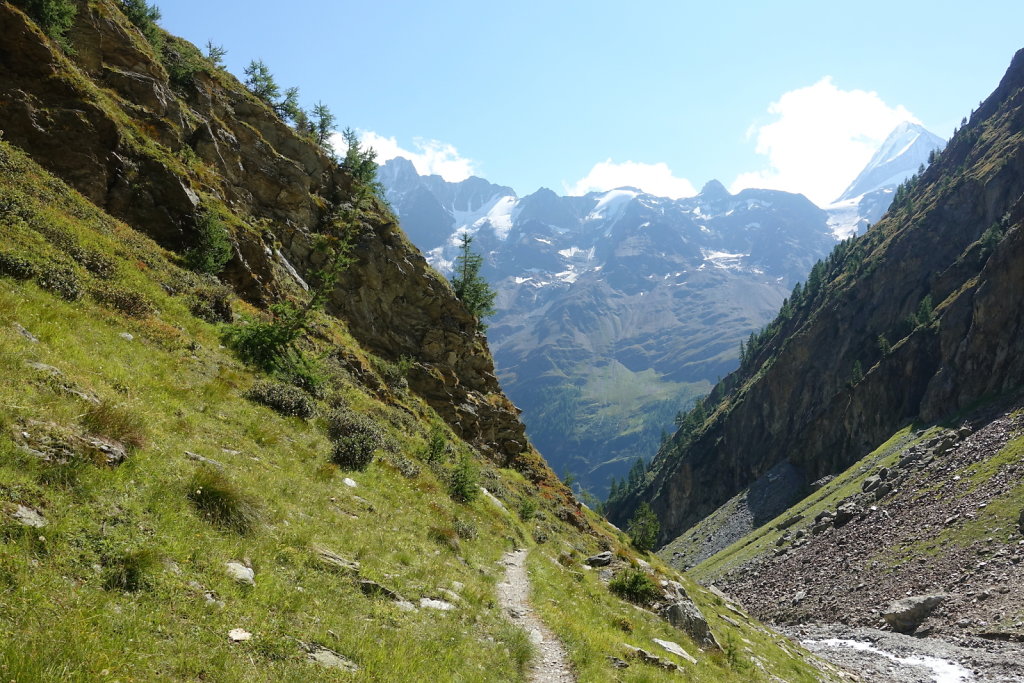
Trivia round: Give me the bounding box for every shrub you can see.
[626,502,660,552]
[420,427,449,463]
[428,526,460,552]
[11,0,77,49]
[330,434,376,471]
[81,401,147,452]
[244,380,315,419]
[118,0,162,49]
[517,497,537,522]
[187,283,233,323]
[0,252,36,280]
[184,209,232,275]
[89,284,156,318]
[187,466,262,533]
[160,38,207,89]
[35,261,81,300]
[372,354,413,391]
[384,453,420,479]
[608,568,661,605]
[448,453,479,504]
[453,518,477,540]
[223,302,305,371]
[278,356,327,399]
[69,245,116,278]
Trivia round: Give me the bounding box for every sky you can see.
[158,1,1024,206]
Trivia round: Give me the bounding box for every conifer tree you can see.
[450,234,496,327]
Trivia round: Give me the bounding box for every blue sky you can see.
[159,1,1024,204]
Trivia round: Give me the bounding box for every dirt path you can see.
[497,549,575,682]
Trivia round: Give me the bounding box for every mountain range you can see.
[380,121,944,497]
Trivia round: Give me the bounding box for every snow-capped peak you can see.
[835,122,945,203]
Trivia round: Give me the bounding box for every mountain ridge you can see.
[607,47,1024,554]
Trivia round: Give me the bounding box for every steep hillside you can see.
[382,162,836,495]
[608,47,1024,553]
[0,1,836,680]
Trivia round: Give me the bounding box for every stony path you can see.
[497,549,575,682]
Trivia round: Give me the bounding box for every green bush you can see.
[453,518,477,540]
[69,245,116,278]
[118,0,162,49]
[372,354,413,391]
[11,0,77,49]
[223,302,306,371]
[448,453,479,503]
[626,502,659,552]
[517,497,537,522]
[330,434,376,471]
[89,284,156,318]
[327,408,385,470]
[160,38,207,89]
[0,252,36,280]
[187,282,233,323]
[187,466,263,534]
[384,453,420,479]
[184,209,232,275]
[608,568,661,605]
[35,261,81,300]
[244,380,315,419]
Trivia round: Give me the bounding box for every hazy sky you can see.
[159,1,1024,205]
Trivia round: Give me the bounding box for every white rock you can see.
[343,478,357,488]
[228,628,252,641]
[225,561,255,586]
[419,597,455,611]
[653,638,697,664]
[11,505,47,528]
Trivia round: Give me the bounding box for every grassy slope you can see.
[0,138,832,681]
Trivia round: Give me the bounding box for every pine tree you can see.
[450,234,496,327]
[627,503,660,552]
[312,102,336,149]
[244,59,280,104]
[204,40,226,68]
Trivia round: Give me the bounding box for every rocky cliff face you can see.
[0,0,530,468]
[609,47,1024,545]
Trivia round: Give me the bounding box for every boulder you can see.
[833,502,860,527]
[622,645,682,672]
[10,504,47,528]
[862,476,880,493]
[660,598,721,650]
[312,545,360,574]
[306,645,358,672]
[358,579,405,603]
[225,561,255,586]
[881,594,946,633]
[586,551,613,567]
[652,638,697,664]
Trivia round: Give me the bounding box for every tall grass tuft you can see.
[81,401,147,451]
[187,466,263,534]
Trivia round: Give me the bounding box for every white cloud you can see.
[730,77,919,206]
[568,159,697,199]
[328,130,476,182]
